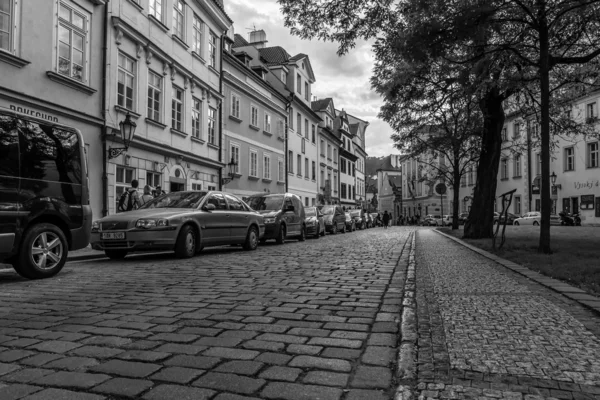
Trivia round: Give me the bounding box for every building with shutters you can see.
[311,98,342,205]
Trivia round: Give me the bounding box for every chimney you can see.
[248,29,268,49]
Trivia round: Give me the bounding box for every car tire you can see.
[299,225,306,241]
[243,226,259,251]
[105,249,128,260]
[533,221,539,226]
[342,223,347,234]
[314,226,320,239]
[276,224,286,244]
[174,225,196,258]
[13,223,67,280]
[514,221,520,226]
[331,223,337,235]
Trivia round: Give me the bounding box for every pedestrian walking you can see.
[118,179,141,212]
[382,210,390,229]
[140,185,154,206]
[155,185,165,197]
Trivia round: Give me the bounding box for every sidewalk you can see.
[403,229,600,400]
[67,245,106,262]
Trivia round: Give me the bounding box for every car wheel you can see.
[243,226,259,251]
[105,250,128,260]
[276,224,286,244]
[514,221,520,226]
[174,225,196,258]
[314,226,320,239]
[331,223,337,235]
[342,223,347,234]
[533,221,539,226]
[13,223,68,280]
[299,225,306,241]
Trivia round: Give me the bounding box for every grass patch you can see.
[444,226,600,297]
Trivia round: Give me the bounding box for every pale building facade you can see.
[312,98,341,205]
[336,110,358,209]
[348,113,369,209]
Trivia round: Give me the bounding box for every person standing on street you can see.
[141,185,154,206]
[118,179,141,212]
[382,210,390,229]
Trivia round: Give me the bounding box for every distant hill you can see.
[365,156,386,177]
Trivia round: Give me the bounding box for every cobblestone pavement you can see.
[414,230,600,400]
[0,227,412,400]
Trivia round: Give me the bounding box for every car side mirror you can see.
[203,203,216,211]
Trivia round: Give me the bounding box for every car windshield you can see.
[247,195,284,211]
[305,207,316,217]
[350,210,361,217]
[320,206,334,215]
[140,191,207,209]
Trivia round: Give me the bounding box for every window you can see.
[263,154,271,179]
[230,93,240,119]
[208,107,216,144]
[277,119,284,138]
[230,143,240,174]
[280,70,286,83]
[146,171,161,188]
[312,161,316,180]
[320,170,324,185]
[147,70,162,121]
[297,154,302,175]
[116,166,135,212]
[564,147,575,171]
[333,149,337,162]
[288,150,293,172]
[305,198,309,206]
[0,0,14,52]
[341,158,346,174]
[513,154,521,177]
[264,113,271,133]
[192,14,203,55]
[250,105,258,127]
[587,102,597,120]
[208,32,217,68]
[149,0,163,21]
[288,108,294,130]
[305,158,309,177]
[225,194,245,211]
[311,124,316,143]
[192,183,202,190]
[304,119,309,139]
[117,53,135,110]
[278,158,284,181]
[0,117,18,178]
[305,82,309,101]
[461,174,467,187]
[249,150,258,177]
[297,113,301,135]
[297,73,301,93]
[536,153,541,175]
[587,142,599,168]
[320,140,325,156]
[500,158,508,179]
[57,2,88,82]
[173,0,185,39]
[301,138,306,154]
[192,97,202,139]
[514,196,521,215]
[327,144,331,159]
[171,86,183,131]
[333,174,337,193]
[501,128,507,142]
[513,122,520,139]
[341,183,346,199]
[467,167,473,185]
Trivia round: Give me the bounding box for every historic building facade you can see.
[336,110,358,209]
[312,98,341,205]
[348,113,369,209]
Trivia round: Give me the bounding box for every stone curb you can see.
[435,229,600,315]
[394,232,417,400]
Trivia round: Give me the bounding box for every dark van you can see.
[0,109,92,279]
[246,193,306,244]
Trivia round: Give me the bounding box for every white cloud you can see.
[224,0,395,158]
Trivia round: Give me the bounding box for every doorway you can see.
[170,182,185,192]
[572,197,579,214]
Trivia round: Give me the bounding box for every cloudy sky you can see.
[223,0,400,158]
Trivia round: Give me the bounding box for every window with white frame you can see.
[514,196,521,215]
[301,138,305,154]
[311,124,316,143]
[173,0,185,39]
[277,119,284,137]
[587,102,597,120]
[564,147,575,171]
[264,113,271,133]
[115,166,135,212]
[278,158,284,182]
[320,140,325,156]
[513,122,520,139]
[288,150,293,172]
[250,105,258,127]
[147,70,162,121]
[333,148,337,162]
[263,154,271,179]
[192,97,202,139]
[249,150,258,177]
[192,183,202,190]
[501,128,507,141]
[192,14,203,55]
[117,53,135,110]
[587,142,598,168]
[230,143,240,174]
[230,93,240,118]
[171,85,183,131]
[327,144,331,159]
[208,107,216,144]
[305,158,309,178]
[513,154,522,177]
[536,153,541,175]
[501,158,508,179]
[57,2,89,82]
[297,73,301,93]
[208,32,217,68]
[297,154,302,175]
[146,171,161,188]
[305,82,309,101]
[288,108,293,130]
[320,169,325,185]
[149,0,163,21]
[297,113,301,135]
[312,161,316,180]
[304,119,309,139]
[208,185,216,190]
[0,0,14,53]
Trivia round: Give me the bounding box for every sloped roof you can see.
[388,176,403,188]
[258,46,291,65]
[234,34,249,48]
[289,53,308,62]
[211,0,233,24]
[377,155,402,171]
[311,98,332,112]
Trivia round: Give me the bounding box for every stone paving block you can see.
[261,382,343,400]
[286,344,323,355]
[0,350,35,362]
[43,356,99,371]
[164,355,222,369]
[150,366,205,384]
[307,337,362,348]
[361,346,396,366]
[116,350,171,362]
[258,366,302,382]
[0,362,21,376]
[2,338,41,348]
[320,347,362,360]
[288,355,352,372]
[70,346,124,359]
[255,333,308,344]
[322,322,369,332]
[195,337,243,347]
[255,352,292,365]
[367,333,397,347]
[242,339,286,352]
[80,336,132,347]
[90,360,161,378]
[178,327,221,336]
[217,330,259,340]
[345,389,389,400]
[154,343,206,355]
[147,333,198,343]
[193,372,266,394]
[92,377,153,397]
[350,365,392,389]
[287,328,330,337]
[1,368,53,383]
[121,340,161,350]
[330,331,368,340]
[203,347,259,360]
[19,353,63,367]
[243,324,289,333]
[34,371,110,389]
[303,371,349,387]
[214,360,264,376]
[21,387,106,400]
[0,383,42,400]
[213,394,262,400]
[143,384,215,400]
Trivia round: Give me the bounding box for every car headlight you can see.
[135,219,169,229]
[91,221,100,232]
[264,217,276,224]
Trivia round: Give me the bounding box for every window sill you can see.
[170,128,187,137]
[191,136,205,144]
[327,158,332,161]
[148,14,169,33]
[208,65,220,75]
[305,177,309,181]
[564,169,575,172]
[126,0,143,12]
[277,180,285,185]
[229,115,242,123]
[297,174,302,178]
[311,142,316,146]
[297,132,303,137]
[586,165,599,169]
[500,178,509,181]
[145,118,167,129]
[249,125,260,131]
[262,178,272,183]
[172,35,189,50]
[277,136,285,142]
[288,172,294,176]
[192,52,206,64]
[263,130,273,137]
[512,175,522,179]
[114,105,141,119]
[46,71,97,95]
[248,175,260,181]
[0,50,30,68]
[233,173,243,178]
[320,154,325,158]
[207,142,219,150]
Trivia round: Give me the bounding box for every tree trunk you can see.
[463,88,505,239]
[452,153,461,230]
[538,8,552,253]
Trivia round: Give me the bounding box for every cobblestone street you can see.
[0,227,599,400]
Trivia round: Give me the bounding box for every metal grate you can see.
[101,221,129,231]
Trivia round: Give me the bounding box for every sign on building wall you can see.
[596,197,600,218]
[581,195,595,210]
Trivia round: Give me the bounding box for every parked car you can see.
[344,212,356,232]
[246,193,306,243]
[423,214,443,226]
[350,209,368,230]
[441,215,454,226]
[0,110,92,279]
[513,212,541,226]
[91,191,263,259]
[319,205,346,234]
[493,212,518,225]
[458,212,469,225]
[304,206,325,238]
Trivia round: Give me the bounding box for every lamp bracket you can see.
[108,147,127,159]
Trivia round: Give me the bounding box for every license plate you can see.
[101,232,125,240]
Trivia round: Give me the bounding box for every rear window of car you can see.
[247,195,284,211]
[305,207,316,217]
[349,210,361,217]
[320,206,334,215]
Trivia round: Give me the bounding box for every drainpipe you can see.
[285,93,295,192]
[100,1,110,216]
[527,121,532,212]
[218,33,225,190]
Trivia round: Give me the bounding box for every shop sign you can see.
[574,179,600,191]
[7,105,59,122]
[581,194,595,210]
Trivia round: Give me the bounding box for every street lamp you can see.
[108,113,137,159]
[550,171,561,189]
[221,155,238,185]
